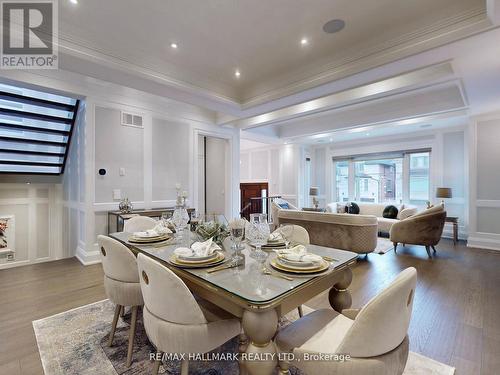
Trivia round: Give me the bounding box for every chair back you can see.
[275,225,310,245]
[123,216,157,233]
[338,267,417,357]
[137,253,207,324]
[97,235,140,283]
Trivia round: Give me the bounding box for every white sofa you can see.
[326,202,418,233]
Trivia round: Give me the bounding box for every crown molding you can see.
[240,6,491,108]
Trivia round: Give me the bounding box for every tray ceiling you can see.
[57,0,489,108]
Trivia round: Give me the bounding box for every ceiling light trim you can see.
[231,62,456,129]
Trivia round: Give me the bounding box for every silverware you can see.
[322,255,339,262]
[206,262,238,273]
[262,267,294,281]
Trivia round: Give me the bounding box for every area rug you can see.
[374,236,394,254]
[33,300,455,375]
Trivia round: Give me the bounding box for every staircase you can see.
[0,83,80,175]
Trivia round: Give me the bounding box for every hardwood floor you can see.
[0,239,498,375]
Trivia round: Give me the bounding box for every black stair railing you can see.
[0,84,80,175]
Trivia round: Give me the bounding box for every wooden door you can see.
[240,182,268,219]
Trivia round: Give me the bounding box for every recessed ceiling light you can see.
[170,43,178,49]
[366,132,371,136]
[235,70,241,78]
[323,19,345,34]
[300,38,309,46]
[69,0,78,4]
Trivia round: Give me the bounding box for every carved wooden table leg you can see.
[242,309,278,375]
[328,268,353,313]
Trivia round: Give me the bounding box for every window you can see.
[354,158,403,203]
[335,160,349,202]
[409,152,430,205]
[333,150,430,205]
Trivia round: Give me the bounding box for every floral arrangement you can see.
[0,219,8,249]
[195,218,229,245]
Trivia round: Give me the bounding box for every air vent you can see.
[121,111,143,128]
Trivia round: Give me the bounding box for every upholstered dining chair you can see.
[123,215,157,233]
[98,235,144,367]
[136,253,241,375]
[274,224,310,317]
[276,267,417,375]
[275,224,310,245]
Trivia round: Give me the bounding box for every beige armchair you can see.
[390,205,446,258]
[276,268,417,375]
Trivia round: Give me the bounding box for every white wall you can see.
[205,137,227,214]
[0,182,64,269]
[467,113,500,250]
[240,143,305,208]
[0,69,240,267]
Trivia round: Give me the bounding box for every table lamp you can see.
[436,187,452,207]
[309,187,319,209]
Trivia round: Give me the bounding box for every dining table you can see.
[109,231,358,375]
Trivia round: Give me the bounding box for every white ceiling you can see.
[58,0,489,108]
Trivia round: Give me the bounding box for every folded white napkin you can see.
[152,223,172,235]
[278,245,323,264]
[269,231,284,242]
[174,238,221,258]
[134,229,159,238]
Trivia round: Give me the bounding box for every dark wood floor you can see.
[0,239,499,375]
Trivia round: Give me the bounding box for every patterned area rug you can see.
[33,300,455,375]
[374,236,394,254]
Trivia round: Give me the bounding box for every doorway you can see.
[198,135,228,216]
[240,182,269,219]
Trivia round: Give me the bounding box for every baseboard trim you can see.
[467,236,500,251]
[75,246,101,266]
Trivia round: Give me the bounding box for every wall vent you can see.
[121,111,143,128]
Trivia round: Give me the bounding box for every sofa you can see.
[273,205,378,254]
[326,202,418,233]
[390,204,446,258]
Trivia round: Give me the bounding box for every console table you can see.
[107,207,195,234]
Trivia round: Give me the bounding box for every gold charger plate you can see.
[270,258,329,274]
[128,234,170,243]
[169,252,225,268]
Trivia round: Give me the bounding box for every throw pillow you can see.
[383,205,399,219]
[278,202,290,209]
[345,202,360,214]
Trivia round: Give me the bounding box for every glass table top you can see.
[110,231,358,305]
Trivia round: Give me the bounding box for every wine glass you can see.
[248,214,270,262]
[279,224,294,249]
[229,219,245,262]
[172,207,190,243]
[161,211,172,228]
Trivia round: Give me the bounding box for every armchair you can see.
[390,205,446,258]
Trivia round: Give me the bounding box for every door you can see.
[240,182,268,219]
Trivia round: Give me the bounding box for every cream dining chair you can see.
[274,224,310,317]
[137,253,241,375]
[123,215,157,233]
[98,235,143,367]
[276,267,417,375]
